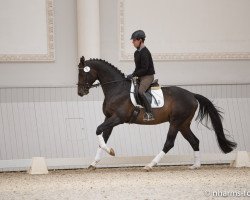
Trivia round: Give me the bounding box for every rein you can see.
[78,67,126,88]
[88,79,126,88]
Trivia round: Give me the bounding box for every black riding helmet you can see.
[130,30,146,40]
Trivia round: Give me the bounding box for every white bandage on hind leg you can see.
[97,135,110,153]
[148,151,165,167]
[189,151,201,169]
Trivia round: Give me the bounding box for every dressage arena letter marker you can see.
[27,157,49,175]
[231,151,250,168]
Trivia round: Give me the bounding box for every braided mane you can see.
[88,58,125,77]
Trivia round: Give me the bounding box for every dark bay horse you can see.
[77,56,237,171]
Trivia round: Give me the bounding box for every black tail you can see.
[194,94,237,153]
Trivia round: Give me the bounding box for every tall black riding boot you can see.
[141,92,154,121]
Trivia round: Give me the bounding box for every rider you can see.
[127,30,155,121]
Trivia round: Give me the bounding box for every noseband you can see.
[77,67,98,89]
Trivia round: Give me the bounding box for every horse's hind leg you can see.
[88,127,113,170]
[180,125,201,169]
[144,124,178,171]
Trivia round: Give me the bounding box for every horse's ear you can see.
[80,56,85,65]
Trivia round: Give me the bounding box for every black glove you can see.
[127,74,133,79]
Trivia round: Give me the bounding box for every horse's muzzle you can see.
[78,87,89,96]
[83,90,89,95]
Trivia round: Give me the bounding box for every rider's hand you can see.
[127,74,133,79]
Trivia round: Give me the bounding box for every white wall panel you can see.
[0,0,55,61]
[101,0,250,85]
[0,84,249,170]
[0,0,77,87]
[119,0,250,60]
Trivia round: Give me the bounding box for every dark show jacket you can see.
[132,46,155,77]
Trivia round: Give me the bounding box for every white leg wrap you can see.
[90,147,103,167]
[90,160,98,166]
[97,135,110,154]
[148,151,165,168]
[94,147,103,162]
[189,151,201,169]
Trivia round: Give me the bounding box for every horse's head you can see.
[77,56,98,96]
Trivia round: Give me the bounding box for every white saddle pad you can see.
[130,81,164,108]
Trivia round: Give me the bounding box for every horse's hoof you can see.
[143,166,152,172]
[188,164,201,170]
[87,165,96,171]
[109,148,115,156]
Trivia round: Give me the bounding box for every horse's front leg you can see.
[96,115,122,155]
[88,127,113,170]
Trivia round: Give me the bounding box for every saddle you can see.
[130,78,164,108]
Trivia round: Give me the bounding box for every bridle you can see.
[77,67,97,89]
[77,67,126,89]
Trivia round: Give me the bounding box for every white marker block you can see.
[230,151,250,168]
[28,157,49,174]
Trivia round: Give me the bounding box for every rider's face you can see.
[132,39,141,48]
